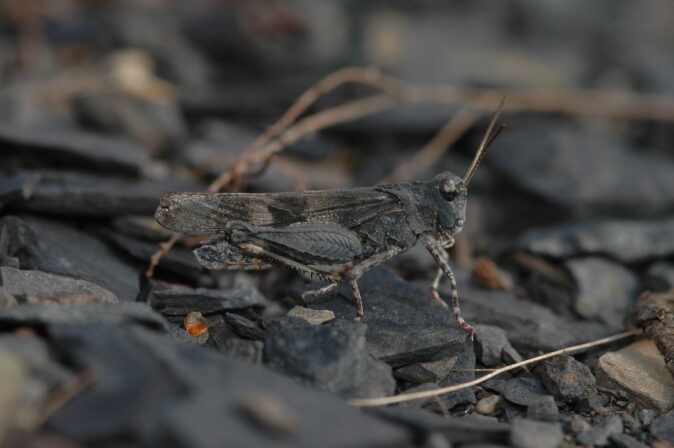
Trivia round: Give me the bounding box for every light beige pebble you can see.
[475,394,503,415]
[596,339,674,413]
[287,306,335,325]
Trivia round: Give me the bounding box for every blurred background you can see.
[2,0,673,241]
[2,2,674,445]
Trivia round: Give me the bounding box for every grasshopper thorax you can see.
[432,171,467,240]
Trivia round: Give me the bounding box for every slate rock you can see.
[369,407,510,446]
[104,231,203,279]
[1,266,119,304]
[0,123,149,176]
[490,124,674,215]
[518,217,674,263]
[509,418,563,448]
[566,257,639,329]
[609,433,649,448]
[213,334,264,363]
[434,340,477,410]
[474,324,523,366]
[645,262,674,292]
[596,339,674,413]
[0,215,140,302]
[526,395,560,422]
[264,317,395,398]
[0,171,202,217]
[574,392,609,415]
[576,414,623,446]
[484,377,552,408]
[152,287,267,317]
[455,282,611,352]
[0,302,166,331]
[225,313,265,341]
[305,267,467,365]
[650,410,674,443]
[44,324,410,447]
[534,355,597,403]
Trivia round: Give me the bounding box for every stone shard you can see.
[518,217,674,263]
[264,317,396,398]
[534,355,597,403]
[304,267,468,365]
[1,266,119,304]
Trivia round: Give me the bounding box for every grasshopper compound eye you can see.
[439,178,459,201]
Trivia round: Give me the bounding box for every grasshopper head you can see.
[432,171,467,240]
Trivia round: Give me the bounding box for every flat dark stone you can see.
[395,339,476,411]
[526,396,560,422]
[484,377,552,407]
[474,324,522,367]
[609,433,649,448]
[434,340,477,410]
[304,266,468,365]
[455,282,611,352]
[0,215,140,302]
[225,313,265,340]
[43,324,410,447]
[576,414,623,446]
[644,262,674,292]
[0,302,166,330]
[1,266,119,303]
[369,407,510,446]
[650,410,674,443]
[566,257,639,329]
[152,287,267,316]
[0,124,149,176]
[517,217,674,263]
[489,123,674,215]
[533,355,597,403]
[104,231,203,279]
[510,418,563,448]
[0,171,202,217]
[264,317,396,398]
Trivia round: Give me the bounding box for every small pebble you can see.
[287,306,335,325]
[475,394,503,415]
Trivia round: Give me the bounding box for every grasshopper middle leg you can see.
[302,246,402,320]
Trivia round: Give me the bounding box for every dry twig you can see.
[347,329,640,407]
[380,108,480,183]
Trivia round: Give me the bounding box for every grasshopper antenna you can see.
[463,97,506,186]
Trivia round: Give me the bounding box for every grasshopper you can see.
[155,106,504,335]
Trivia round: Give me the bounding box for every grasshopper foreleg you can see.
[423,235,476,336]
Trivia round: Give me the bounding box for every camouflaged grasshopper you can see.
[155,106,504,335]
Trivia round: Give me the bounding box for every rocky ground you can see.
[1,1,674,447]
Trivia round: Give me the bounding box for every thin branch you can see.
[380,108,480,183]
[347,329,641,407]
[208,93,397,193]
[145,233,181,278]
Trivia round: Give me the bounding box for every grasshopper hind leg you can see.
[195,237,274,271]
